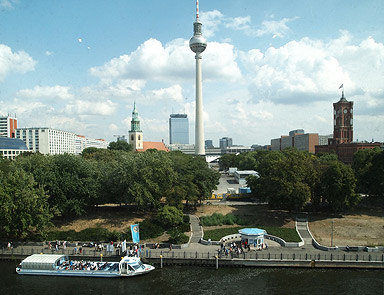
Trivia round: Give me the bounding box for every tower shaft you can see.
[195,53,205,155]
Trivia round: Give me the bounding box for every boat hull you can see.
[16,267,154,278]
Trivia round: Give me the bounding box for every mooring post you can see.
[215,255,218,269]
[160,255,163,269]
[100,253,103,262]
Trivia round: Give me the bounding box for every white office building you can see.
[16,128,109,155]
[74,135,109,155]
[0,115,18,138]
[15,127,76,154]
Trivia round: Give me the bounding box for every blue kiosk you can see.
[239,228,267,250]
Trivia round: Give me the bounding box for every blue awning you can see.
[239,228,266,236]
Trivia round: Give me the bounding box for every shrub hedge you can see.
[199,213,249,226]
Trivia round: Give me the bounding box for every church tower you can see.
[129,102,143,150]
[333,88,353,144]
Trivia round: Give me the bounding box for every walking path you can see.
[296,217,314,248]
[2,214,383,265]
[189,215,203,244]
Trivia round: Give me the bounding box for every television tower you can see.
[189,0,207,156]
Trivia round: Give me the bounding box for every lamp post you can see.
[331,221,334,247]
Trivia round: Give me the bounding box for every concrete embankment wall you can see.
[145,257,384,270]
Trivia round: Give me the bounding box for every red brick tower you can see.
[333,88,353,144]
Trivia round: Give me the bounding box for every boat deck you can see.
[58,260,119,272]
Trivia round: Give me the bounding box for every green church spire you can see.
[130,102,141,132]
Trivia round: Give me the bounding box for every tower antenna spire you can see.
[196,0,199,20]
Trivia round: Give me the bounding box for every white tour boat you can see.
[16,254,155,278]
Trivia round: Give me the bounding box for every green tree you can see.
[107,151,176,208]
[248,149,317,211]
[365,150,384,200]
[156,205,183,228]
[0,169,52,239]
[320,161,359,211]
[352,148,382,195]
[168,152,219,208]
[352,148,379,193]
[107,140,133,152]
[218,154,239,171]
[14,153,103,215]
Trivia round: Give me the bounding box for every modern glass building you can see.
[169,114,189,144]
[0,137,28,159]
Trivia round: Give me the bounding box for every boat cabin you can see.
[19,254,67,270]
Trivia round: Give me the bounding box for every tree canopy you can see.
[0,169,52,239]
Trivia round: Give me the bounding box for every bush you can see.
[176,221,190,233]
[262,227,301,243]
[168,229,189,244]
[200,213,248,226]
[156,205,184,229]
[138,219,164,240]
[203,227,242,241]
[183,215,190,224]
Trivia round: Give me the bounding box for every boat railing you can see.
[1,247,120,258]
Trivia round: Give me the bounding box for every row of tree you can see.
[0,148,220,239]
[219,148,383,212]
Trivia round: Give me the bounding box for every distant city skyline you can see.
[1,0,383,146]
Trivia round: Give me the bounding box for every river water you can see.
[0,262,382,295]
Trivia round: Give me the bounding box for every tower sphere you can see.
[190,20,207,54]
[189,34,207,53]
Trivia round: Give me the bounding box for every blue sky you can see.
[1,0,383,146]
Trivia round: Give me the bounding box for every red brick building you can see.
[315,90,381,163]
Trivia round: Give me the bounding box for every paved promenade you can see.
[1,214,383,268]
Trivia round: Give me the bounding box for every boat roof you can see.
[22,254,66,264]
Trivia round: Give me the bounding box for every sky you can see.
[1,0,383,146]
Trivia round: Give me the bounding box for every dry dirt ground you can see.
[53,205,179,243]
[52,204,384,246]
[308,210,384,247]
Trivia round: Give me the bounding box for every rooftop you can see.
[0,137,29,150]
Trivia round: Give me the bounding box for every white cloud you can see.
[0,0,18,9]
[225,16,251,32]
[0,44,36,81]
[201,10,297,39]
[45,51,54,56]
[200,10,224,38]
[240,36,355,104]
[16,85,74,100]
[149,85,184,103]
[90,38,242,84]
[80,79,146,101]
[64,100,117,116]
[255,17,298,38]
[2,99,47,116]
[108,123,119,133]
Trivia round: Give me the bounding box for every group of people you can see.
[59,260,118,272]
[48,240,67,251]
[218,242,245,257]
[218,240,269,257]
